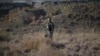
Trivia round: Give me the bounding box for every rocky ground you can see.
[0,2,100,56]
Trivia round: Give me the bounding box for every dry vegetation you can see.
[0,2,100,32]
[0,31,100,56]
[0,1,100,56]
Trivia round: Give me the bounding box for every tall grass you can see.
[5,31,100,56]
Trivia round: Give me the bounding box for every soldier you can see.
[45,17,54,40]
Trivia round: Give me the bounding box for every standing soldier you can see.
[45,17,55,41]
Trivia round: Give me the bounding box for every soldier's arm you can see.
[46,23,49,30]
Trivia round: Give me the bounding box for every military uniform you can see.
[45,18,54,40]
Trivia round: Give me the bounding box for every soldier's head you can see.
[48,17,52,23]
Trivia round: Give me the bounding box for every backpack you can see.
[48,23,54,31]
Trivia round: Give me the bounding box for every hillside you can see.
[0,2,100,56]
[0,2,100,33]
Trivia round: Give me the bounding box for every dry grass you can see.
[35,32,100,56]
[2,31,99,56]
[0,2,100,56]
[0,2,100,32]
[19,32,47,50]
[8,32,47,52]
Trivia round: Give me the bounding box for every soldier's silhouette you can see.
[45,17,54,40]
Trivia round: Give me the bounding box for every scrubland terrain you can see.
[0,2,100,56]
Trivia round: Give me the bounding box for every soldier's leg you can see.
[51,31,54,37]
[47,31,50,38]
[50,32,52,38]
[50,31,54,41]
[46,31,52,44]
